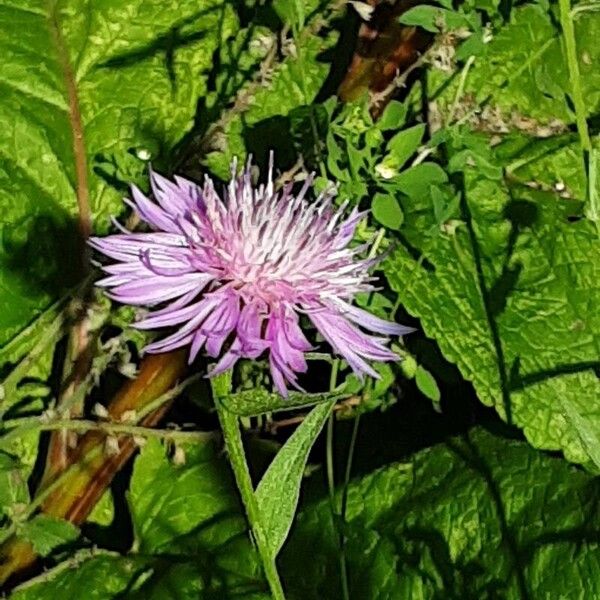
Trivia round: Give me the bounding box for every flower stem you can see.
[211,373,285,600]
[325,358,350,600]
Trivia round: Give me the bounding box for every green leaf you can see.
[128,438,265,593]
[0,451,29,517]
[221,388,348,417]
[429,6,600,127]
[282,428,600,598]
[256,399,335,557]
[10,551,144,600]
[376,100,407,132]
[386,124,426,170]
[415,365,441,404]
[129,439,242,554]
[399,5,475,33]
[394,163,449,199]
[385,138,600,467]
[0,0,236,348]
[371,193,404,230]
[18,516,79,557]
[273,0,307,30]
[560,398,600,471]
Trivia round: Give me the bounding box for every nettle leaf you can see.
[282,428,600,598]
[127,438,265,595]
[203,12,339,179]
[0,0,236,348]
[129,438,243,553]
[385,138,600,466]
[256,399,335,557]
[429,5,600,126]
[18,515,79,557]
[10,552,144,600]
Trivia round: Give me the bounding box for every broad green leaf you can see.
[282,428,600,598]
[18,515,79,557]
[385,138,600,466]
[129,439,244,554]
[10,551,143,600]
[256,399,335,557]
[371,193,404,230]
[0,0,237,347]
[14,438,265,597]
[429,6,600,127]
[221,388,348,417]
[127,438,265,595]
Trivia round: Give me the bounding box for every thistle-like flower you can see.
[90,158,413,395]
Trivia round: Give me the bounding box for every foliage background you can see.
[1,0,600,598]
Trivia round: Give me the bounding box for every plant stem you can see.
[1,418,216,445]
[0,374,201,449]
[325,359,350,600]
[559,0,592,172]
[212,373,285,600]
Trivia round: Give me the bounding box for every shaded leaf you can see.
[282,428,600,598]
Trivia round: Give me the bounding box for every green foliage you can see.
[0,0,236,348]
[385,133,600,466]
[2,0,600,597]
[18,516,79,557]
[281,428,600,599]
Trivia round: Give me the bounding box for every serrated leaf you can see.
[126,438,265,594]
[256,399,335,557]
[129,439,243,554]
[203,20,338,178]
[221,388,347,416]
[282,428,600,598]
[0,0,236,347]
[429,6,600,127]
[19,515,79,557]
[10,552,142,600]
[385,138,600,467]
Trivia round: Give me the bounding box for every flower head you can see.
[90,157,413,395]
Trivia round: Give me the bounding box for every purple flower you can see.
[90,157,413,395]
